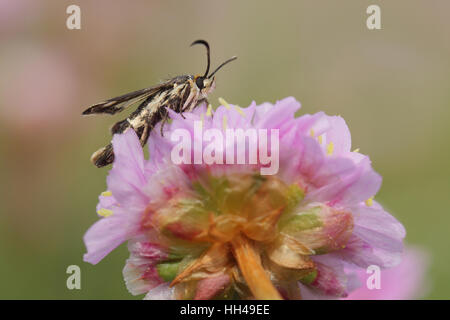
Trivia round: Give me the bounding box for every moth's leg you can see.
[178,102,186,119]
[139,122,150,146]
[179,98,208,119]
[160,118,166,136]
[159,108,169,137]
[196,98,208,110]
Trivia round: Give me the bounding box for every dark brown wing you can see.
[82,84,167,116]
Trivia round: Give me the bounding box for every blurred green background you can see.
[0,0,449,299]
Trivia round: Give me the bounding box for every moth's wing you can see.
[82,83,168,116]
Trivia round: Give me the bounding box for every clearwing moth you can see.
[82,40,237,167]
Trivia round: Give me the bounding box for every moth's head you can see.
[194,75,216,98]
[190,39,237,97]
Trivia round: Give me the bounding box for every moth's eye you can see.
[195,77,205,90]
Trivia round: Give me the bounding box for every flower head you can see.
[83,97,405,299]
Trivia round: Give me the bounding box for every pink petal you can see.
[322,115,352,155]
[303,256,350,297]
[344,246,430,299]
[144,283,175,300]
[194,274,231,300]
[123,239,168,295]
[254,97,301,130]
[306,155,381,206]
[83,207,140,264]
[107,129,149,208]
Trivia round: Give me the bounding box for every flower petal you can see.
[123,239,168,295]
[83,207,140,264]
[306,155,381,206]
[334,202,405,268]
[107,129,149,208]
[194,274,231,300]
[344,246,430,300]
[253,97,301,130]
[301,255,352,298]
[144,283,175,300]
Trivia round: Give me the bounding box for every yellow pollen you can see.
[101,191,112,197]
[218,97,231,110]
[327,141,334,155]
[317,135,323,145]
[200,113,204,128]
[353,148,360,153]
[309,129,315,137]
[222,115,228,131]
[206,104,213,117]
[97,208,113,217]
[365,197,373,207]
[234,105,245,117]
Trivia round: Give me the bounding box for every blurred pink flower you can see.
[83,97,405,299]
[0,0,39,33]
[344,246,429,300]
[0,44,79,133]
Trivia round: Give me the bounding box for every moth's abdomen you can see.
[90,143,114,168]
[110,118,130,135]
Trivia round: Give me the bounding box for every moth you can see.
[82,40,237,167]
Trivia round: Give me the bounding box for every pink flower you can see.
[0,44,79,133]
[343,246,429,300]
[83,97,405,299]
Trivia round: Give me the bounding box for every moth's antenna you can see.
[208,56,237,78]
[190,40,210,78]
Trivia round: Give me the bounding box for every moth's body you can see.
[86,75,215,167]
[83,40,235,168]
[110,75,214,142]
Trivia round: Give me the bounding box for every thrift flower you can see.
[83,97,405,299]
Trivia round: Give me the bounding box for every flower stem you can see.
[231,233,283,300]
